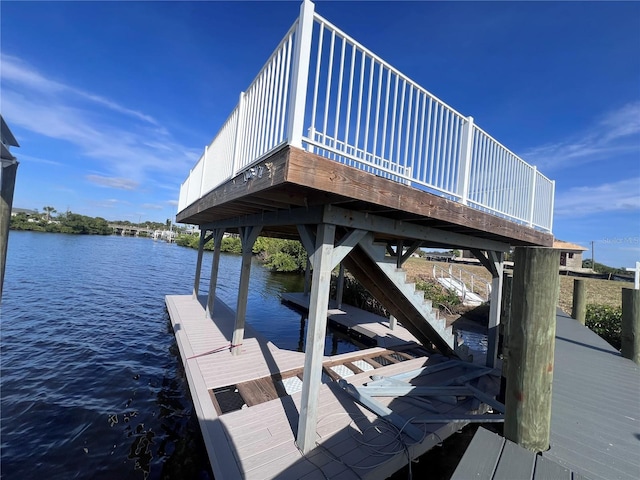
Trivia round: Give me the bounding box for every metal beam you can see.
[412,414,504,424]
[339,380,424,442]
[322,205,510,252]
[464,382,506,414]
[356,385,471,396]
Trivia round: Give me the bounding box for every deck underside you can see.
[177,146,552,249]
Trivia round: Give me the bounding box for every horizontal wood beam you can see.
[201,206,325,231]
[287,146,552,247]
[322,205,510,252]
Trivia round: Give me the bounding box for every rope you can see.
[186,343,242,360]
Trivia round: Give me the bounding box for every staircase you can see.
[342,236,458,357]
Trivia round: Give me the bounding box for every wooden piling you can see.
[504,246,559,452]
[621,288,640,364]
[498,273,512,404]
[571,279,586,325]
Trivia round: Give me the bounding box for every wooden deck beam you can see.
[178,146,552,248]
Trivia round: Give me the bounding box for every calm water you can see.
[0,231,358,479]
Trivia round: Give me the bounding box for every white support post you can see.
[457,116,474,205]
[626,261,640,290]
[232,226,262,354]
[206,229,225,318]
[548,180,555,233]
[296,223,335,454]
[201,145,209,197]
[307,126,316,153]
[487,251,504,368]
[184,170,192,209]
[193,230,207,299]
[528,166,537,227]
[285,0,315,148]
[231,92,246,177]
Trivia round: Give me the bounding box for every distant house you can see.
[10,208,38,217]
[553,240,588,270]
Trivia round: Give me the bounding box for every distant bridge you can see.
[108,224,176,241]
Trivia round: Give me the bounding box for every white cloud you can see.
[141,203,165,210]
[1,54,200,188]
[166,199,179,206]
[555,177,640,217]
[1,54,159,126]
[86,175,139,190]
[523,101,640,170]
[16,153,64,167]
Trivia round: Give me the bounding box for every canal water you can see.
[0,231,359,479]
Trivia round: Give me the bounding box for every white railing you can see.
[432,264,491,302]
[177,0,554,233]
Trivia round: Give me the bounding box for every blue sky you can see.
[2,1,639,268]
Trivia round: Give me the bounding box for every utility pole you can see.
[591,240,595,270]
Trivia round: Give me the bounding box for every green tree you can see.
[43,206,56,222]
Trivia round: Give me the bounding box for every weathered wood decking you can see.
[166,294,500,479]
[452,310,640,480]
[178,146,552,249]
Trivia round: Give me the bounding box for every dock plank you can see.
[493,440,536,480]
[451,428,503,479]
[533,455,571,480]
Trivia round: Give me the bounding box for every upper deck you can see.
[176,0,554,248]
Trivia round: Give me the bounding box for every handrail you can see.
[177,0,554,233]
[432,264,491,302]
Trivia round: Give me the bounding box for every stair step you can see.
[351,238,457,354]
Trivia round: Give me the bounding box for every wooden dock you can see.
[452,310,640,480]
[281,292,422,349]
[166,294,502,479]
